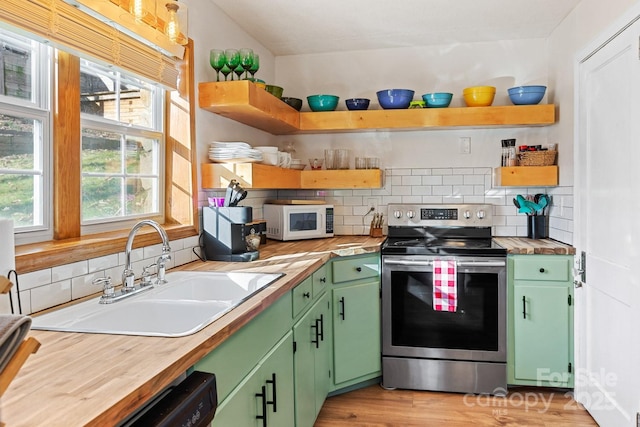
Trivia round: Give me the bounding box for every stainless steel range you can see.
[381,204,507,395]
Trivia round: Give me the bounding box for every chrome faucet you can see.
[122,220,172,290]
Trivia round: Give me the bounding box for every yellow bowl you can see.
[462,86,496,107]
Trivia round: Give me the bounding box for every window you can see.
[0,3,197,270]
[79,60,164,227]
[0,29,50,234]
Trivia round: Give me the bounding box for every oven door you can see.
[382,255,506,362]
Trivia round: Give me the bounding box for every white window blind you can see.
[0,0,179,89]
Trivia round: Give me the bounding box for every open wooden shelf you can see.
[202,163,383,189]
[494,166,558,187]
[198,80,556,135]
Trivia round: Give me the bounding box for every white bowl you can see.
[290,164,306,170]
[254,146,278,152]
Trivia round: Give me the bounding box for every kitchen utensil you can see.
[224,180,235,207]
[513,198,521,209]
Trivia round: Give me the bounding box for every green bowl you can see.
[265,85,284,99]
[307,94,339,112]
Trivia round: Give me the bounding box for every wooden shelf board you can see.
[202,162,300,189]
[202,163,383,189]
[300,169,383,189]
[198,80,300,134]
[298,105,555,132]
[198,81,556,135]
[494,166,558,187]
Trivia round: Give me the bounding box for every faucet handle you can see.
[141,263,156,287]
[156,254,171,285]
[93,276,114,301]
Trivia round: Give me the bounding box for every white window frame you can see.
[0,29,52,245]
[79,60,165,235]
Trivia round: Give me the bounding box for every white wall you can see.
[274,39,551,169]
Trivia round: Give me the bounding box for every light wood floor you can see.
[315,384,598,426]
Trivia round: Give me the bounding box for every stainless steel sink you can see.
[31,271,285,337]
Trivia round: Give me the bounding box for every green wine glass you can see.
[248,54,259,80]
[209,49,226,82]
[233,64,244,81]
[225,49,240,80]
[220,64,232,81]
[239,48,254,79]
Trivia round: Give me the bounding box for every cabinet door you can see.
[293,301,319,427]
[293,295,331,427]
[258,332,296,427]
[332,280,381,385]
[314,293,332,415]
[213,332,295,427]
[513,285,570,383]
[211,365,261,427]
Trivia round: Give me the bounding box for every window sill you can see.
[15,224,199,274]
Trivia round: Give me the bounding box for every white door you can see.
[576,16,640,426]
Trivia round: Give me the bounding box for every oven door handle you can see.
[383,259,505,267]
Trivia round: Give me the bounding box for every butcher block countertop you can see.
[0,236,384,427]
[494,237,576,255]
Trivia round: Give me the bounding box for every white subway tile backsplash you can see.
[443,175,463,185]
[25,166,573,315]
[88,254,119,273]
[19,269,52,291]
[52,260,88,282]
[422,176,443,185]
[31,280,71,313]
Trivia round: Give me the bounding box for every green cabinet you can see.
[211,332,295,427]
[293,292,331,427]
[330,254,381,390]
[508,255,574,388]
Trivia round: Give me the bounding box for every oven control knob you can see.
[463,210,471,219]
[393,210,403,219]
[476,210,486,220]
[407,210,415,219]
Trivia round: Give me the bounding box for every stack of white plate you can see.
[209,142,263,163]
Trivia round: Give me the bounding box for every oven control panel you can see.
[388,204,493,227]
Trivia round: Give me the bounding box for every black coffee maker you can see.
[202,206,260,262]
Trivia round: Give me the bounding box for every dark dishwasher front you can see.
[129,371,217,427]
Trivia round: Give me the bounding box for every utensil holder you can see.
[370,227,383,237]
[527,215,548,239]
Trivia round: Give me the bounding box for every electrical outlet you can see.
[460,137,471,154]
[366,198,378,213]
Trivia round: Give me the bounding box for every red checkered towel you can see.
[433,259,457,312]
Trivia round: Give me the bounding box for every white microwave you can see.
[263,203,334,240]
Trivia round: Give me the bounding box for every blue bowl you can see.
[345,98,370,110]
[507,85,547,105]
[376,89,415,109]
[422,92,453,108]
[307,94,339,111]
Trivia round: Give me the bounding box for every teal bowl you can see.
[422,92,453,108]
[307,94,339,112]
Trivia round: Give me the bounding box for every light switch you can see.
[460,137,471,154]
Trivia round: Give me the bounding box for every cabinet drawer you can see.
[292,276,313,318]
[312,264,328,298]
[513,256,571,282]
[332,254,380,284]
